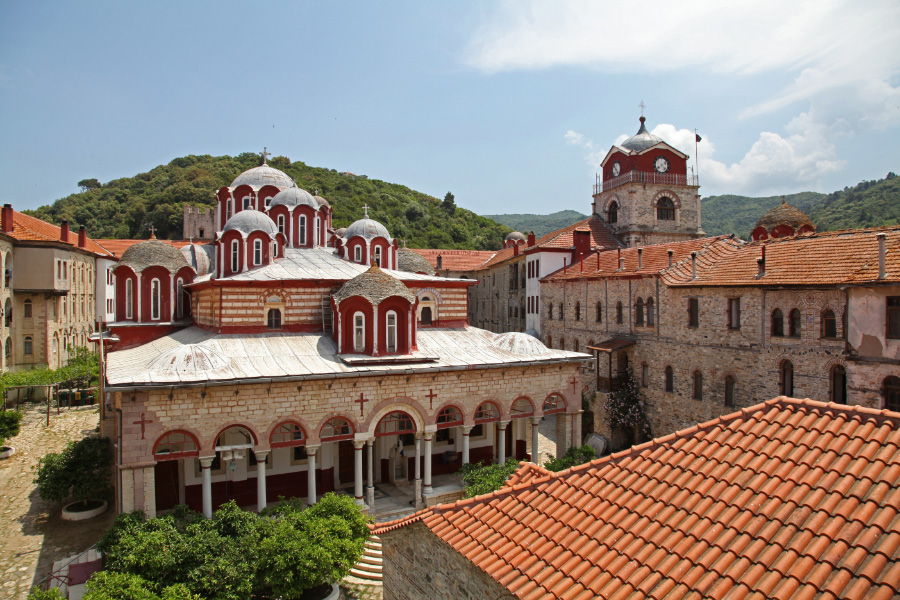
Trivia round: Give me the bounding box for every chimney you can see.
[758,246,766,277]
[78,225,87,248]
[573,230,591,259]
[437,255,443,270]
[1,204,12,233]
[638,248,643,270]
[527,231,535,247]
[691,251,697,279]
[617,248,624,271]
[877,233,887,279]
[580,254,584,272]
[667,249,673,267]
[513,244,519,257]
[60,220,70,242]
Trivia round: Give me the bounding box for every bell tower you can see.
[592,115,704,247]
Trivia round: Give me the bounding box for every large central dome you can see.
[230,164,296,189]
[620,116,664,153]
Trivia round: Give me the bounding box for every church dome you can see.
[345,214,390,240]
[270,187,319,210]
[620,116,664,152]
[491,331,552,355]
[181,243,214,276]
[397,248,436,275]
[230,164,296,189]
[334,266,415,305]
[334,227,347,237]
[755,200,815,232]
[505,231,526,242]
[223,210,279,236]
[120,240,192,274]
[313,193,330,208]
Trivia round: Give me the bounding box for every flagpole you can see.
[694,129,700,186]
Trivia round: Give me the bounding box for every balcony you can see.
[596,376,628,393]
[593,171,699,195]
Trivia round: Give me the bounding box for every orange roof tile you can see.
[373,398,900,600]
[663,227,900,287]
[95,238,191,258]
[407,248,496,272]
[1,210,113,256]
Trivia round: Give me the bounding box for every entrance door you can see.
[155,461,180,511]
[337,440,355,487]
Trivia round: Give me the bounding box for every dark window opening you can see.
[688,298,699,327]
[822,310,837,338]
[657,197,675,221]
[772,309,784,337]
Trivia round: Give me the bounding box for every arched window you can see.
[647,297,655,326]
[353,312,365,352]
[608,201,618,224]
[724,376,736,407]
[24,336,32,355]
[299,215,307,246]
[664,366,674,392]
[420,297,433,325]
[616,302,623,324]
[320,417,354,441]
[277,215,285,235]
[596,301,602,323]
[548,303,554,320]
[4,337,10,360]
[436,406,464,428]
[315,216,321,247]
[226,198,233,220]
[150,279,161,320]
[884,376,900,412]
[788,309,801,338]
[641,363,649,387]
[474,401,500,423]
[542,394,566,415]
[376,411,416,437]
[176,278,184,319]
[693,371,703,400]
[125,278,133,319]
[780,360,794,396]
[657,197,675,220]
[575,302,581,321]
[831,365,847,404]
[231,240,239,273]
[52,336,58,354]
[574,339,579,351]
[771,309,784,337]
[635,298,644,326]
[270,422,306,448]
[354,245,362,263]
[374,246,382,267]
[822,310,837,338]
[386,311,397,353]
[23,299,32,318]
[253,239,262,266]
[559,304,565,320]
[559,337,565,350]
[511,397,534,418]
[153,431,199,461]
[267,308,282,330]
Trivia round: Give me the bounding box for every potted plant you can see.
[34,436,113,520]
[0,409,23,459]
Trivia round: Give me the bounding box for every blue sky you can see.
[1,0,898,217]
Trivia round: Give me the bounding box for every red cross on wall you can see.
[569,376,580,396]
[355,393,370,417]
[133,413,153,440]
[426,389,437,409]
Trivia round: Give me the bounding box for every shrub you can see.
[543,444,597,472]
[603,369,651,441]
[459,458,519,498]
[34,437,113,508]
[27,588,65,600]
[0,409,23,446]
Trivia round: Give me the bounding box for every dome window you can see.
[150,278,161,321]
[299,215,307,246]
[657,197,675,221]
[176,278,184,319]
[125,279,134,319]
[374,246,382,267]
[253,239,262,266]
[354,246,362,263]
[353,312,366,352]
[243,197,251,210]
[231,240,240,273]
[386,311,397,353]
[277,215,285,235]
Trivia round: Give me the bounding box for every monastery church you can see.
[102,156,588,518]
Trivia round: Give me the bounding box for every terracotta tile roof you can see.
[407,248,496,272]
[96,238,191,258]
[545,235,735,281]
[1,210,113,256]
[663,227,900,287]
[373,397,900,600]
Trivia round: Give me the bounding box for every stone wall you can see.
[183,205,215,241]
[469,256,526,333]
[380,522,515,600]
[594,183,703,246]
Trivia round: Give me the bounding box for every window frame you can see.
[24,336,33,355]
[656,197,675,221]
[150,278,161,321]
[780,360,794,397]
[253,239,262,266]
[299,215,307,246]
[353,311,365,352]
[231,240,239,273]
[693,371,703,400]
[887,297,900,339]
[821,309,837,339]
[728,298,741,330]
[267,308,282,330]
[126,278,134,319]
[664,365,674,393]
[772,308,784,337]
[788,308,802,338]
[386,310,397,353]
[688,298,699,328]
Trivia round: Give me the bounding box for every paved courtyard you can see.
[0,404,115,600]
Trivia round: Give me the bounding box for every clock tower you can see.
[592,116,704,247]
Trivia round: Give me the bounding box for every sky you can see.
[1,0,898,217]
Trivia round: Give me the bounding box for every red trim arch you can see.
[474,401,501,424]
[510,396,535,418]
[320,416,355,442]
[211,423,259,449]
[269,420,307,448]
[542,393,567,415]
[375,411,417,437]
[435,405,464,429]
[153,430,200,461]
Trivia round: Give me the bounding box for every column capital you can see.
[353,440,366,450]
[253,450,270,460]
[306,445,320,456]
[199,456,215,468]
[365,438,374,446]
[462,425,473,435]
[423,432,433,441]
[531,416,542,426]
[499,420,511,429]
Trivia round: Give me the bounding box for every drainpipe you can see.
[115,407,123,514]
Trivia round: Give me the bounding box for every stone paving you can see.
[0,403,115,600]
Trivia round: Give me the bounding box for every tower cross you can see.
[147,224,157,239]
[639,100,646,117]
[426,388,437,409]
[362,204,369,218]
[355,392,370,417]
[261,146,271,165]
[133,412,154,440]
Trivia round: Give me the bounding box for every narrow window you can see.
[226,198,233,220]
[724,376,736,407]
[822,310,837,338]
[647,298,655,326]
[780,360,794,397]
[559,304,564,321]
[574,339,579,352]
[884,376,900,412]
[374,246,382,267]
[616,302,623,324]
[315,216,321,246]
[354,313,365,352]
[354,245,362,263]
[887,297,900,339]
[688,298,699,327]
[575,301,581,321]
[772,309,784,337]
[665,366,674,392]
[641,363,649,387]
[23,299,32,318]
[267,308,282,330]
[277,215,285,235]
[657,197,675,220]
[231,240,239,273]
[386,311,397,353]
[728,298,741,330]
[253,239,262,266]
[176,278,184,319]
[559,337,565,350]
[546,335,552,348]
[548,303,553,320]
[198,228,205,238]
[831,365,847,404]
[635,298,644,326]
[299,215,307,246]
[788,308,801,338]
[151,279,161,320]
[608,201,618,224]
[24,336,32,355]
[125,279,133,319]
[596,301,602,323]
[693,371,703,400]
[243,196,251,210]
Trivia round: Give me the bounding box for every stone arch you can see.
[652,190,681,208]
[430,400,469,427]
[771,352,796,371]
[152,429,201,461]
[362,397,427,433]
[434,404,465,429]
[508,395,536,419]
[264,418,311,447]
[603,195,621,213]
[206,422,260,453]
[311,411,360,445]
[474,400,502,424]
[631,280,655,302]
[822,356,847,376]
[542,392,567,415]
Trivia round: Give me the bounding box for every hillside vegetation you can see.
[702,172,899,238]
[24,153,511,251]
[483,210,589,237]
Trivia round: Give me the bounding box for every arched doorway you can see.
[153,430,200,512]
[540,393,568,463]
[375,411,417,485]
[509,397,535,461]
[209,425,258,510]
[320,417,355,491]
[831,365,847,404]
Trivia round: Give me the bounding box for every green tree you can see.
[27,588,65,600]
[442,191,456,215]
[459,458,520,498]
[34,437,113,509]
[543,444,596,472]
[78,179,102,192]
[603,369,651,444]
[0,409,23,446]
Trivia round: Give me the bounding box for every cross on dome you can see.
[362,204,369,218]
[639,100,646,117]
[261,147,271,165]
[148,224,157,239]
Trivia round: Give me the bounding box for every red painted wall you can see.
[377,297,412,355]
[604,147,687,179]
[338,298,375,354]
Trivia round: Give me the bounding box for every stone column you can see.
[531,417,542,465]
[414,434,423,507]
[574,410,583,448]
[353,440,365,507]
[498,421,510,464]
[423,433,433,495]
[461,426,472,465]
[199,456,214,518]
[307,445,319,506]
[255,450,269,512]
[366,439,375,508]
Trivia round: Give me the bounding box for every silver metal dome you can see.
[344,217,390,240]
[505,231,526,241]
[222,210,279,236]
[230,164,296,189]
[270,187,319,210]
[620,117,664,152]
[119,240,191,274]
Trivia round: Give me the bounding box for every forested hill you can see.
[483,210,589,237]
[24,153,511,251]
[702,172,900,238]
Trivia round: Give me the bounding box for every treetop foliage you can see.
[484,210,588,238]
[459,458,520,498]
[26,153,511,250]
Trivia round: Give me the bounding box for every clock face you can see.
[654,156,670,173]
[611,162,621,177]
